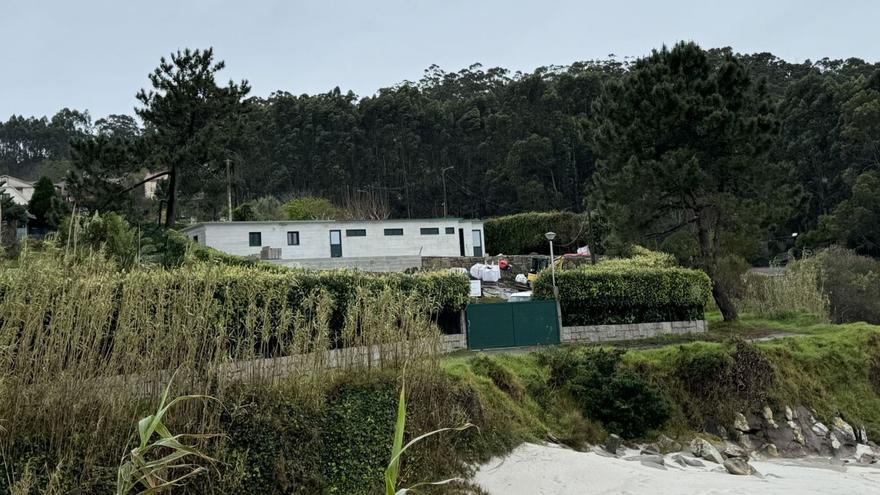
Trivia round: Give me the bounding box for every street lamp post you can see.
[545,231,557,297]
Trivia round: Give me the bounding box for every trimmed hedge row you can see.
[533,264,711,325]
[484,211,587,255]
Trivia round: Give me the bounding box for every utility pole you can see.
[441,166,453,217]
[226,158,233,222]
[585,199,597,265]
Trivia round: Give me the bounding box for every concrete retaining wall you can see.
[443,333,468,352]
[561,320,707,344]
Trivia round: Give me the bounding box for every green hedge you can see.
[484,211,587,255]
[533,264,711,325]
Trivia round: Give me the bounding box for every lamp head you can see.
[544,232,556,241]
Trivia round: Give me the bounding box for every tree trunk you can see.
[696,212,738,321]
[165,166,178,228]
[711,279,738,321]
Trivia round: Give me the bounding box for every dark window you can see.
[248,232,262,247]
[445,227,455,234]
[384,228,404,236]
[420,227,440,235]
[346,229,367,237]
[192,235,199,243]
[287,231,300,245]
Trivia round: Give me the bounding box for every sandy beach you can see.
[473,443,880,494]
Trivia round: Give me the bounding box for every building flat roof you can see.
[180,217,483,233]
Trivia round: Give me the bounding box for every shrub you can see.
[484,211,597,255]
[220,388,326,494]
[541,347,669,438]
[533,261,711,325]
[284,197,341,220]
[322,382,398,494]
[807,247,880,324]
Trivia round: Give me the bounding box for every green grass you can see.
[439,311,880,445]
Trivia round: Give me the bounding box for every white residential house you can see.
[182,218,486,271]
[0,175,35,206]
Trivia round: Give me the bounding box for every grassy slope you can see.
[440,311,880,452]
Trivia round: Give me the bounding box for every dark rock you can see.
[733,413,750,433]
[722,442,747,458]
[745,412,764,431]
[832,417,857,445]
[704,418,729,440]
[672,453,705,467]
[655,435,682,454]
[724,457,755,475]
[639,454,666,469]
[640,444,660,455]
[763,419,806,457]
[690,438,724,464]
[757,443,779,457]
[604,434,622,455]
[856,425,869,444]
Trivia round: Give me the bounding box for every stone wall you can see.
[442,333,468,352]
[272,255,422,272]
[561,320,706,344]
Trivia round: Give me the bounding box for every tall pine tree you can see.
[136,48,250,227]
[590,42,787,321]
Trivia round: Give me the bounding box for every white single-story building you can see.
[181,218,486,270]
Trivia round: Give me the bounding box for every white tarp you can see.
[470,263,501,282]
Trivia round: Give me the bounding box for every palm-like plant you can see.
[384,376,473,495]
[116,374,218,494]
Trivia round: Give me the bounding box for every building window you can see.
[445,227,455,234]
[248,232,262,247]
[384,228,404,236]
[192,235,199,243]
[346,229,367,237]
[420,227,440,235]
[287,231,300,245]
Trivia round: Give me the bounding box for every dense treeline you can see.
[1,44,879,318]
[2,48,876,225]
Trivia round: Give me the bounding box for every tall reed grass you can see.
[0,247,445,493]
[736,258,830,321]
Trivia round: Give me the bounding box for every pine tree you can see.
[590,42,790,321]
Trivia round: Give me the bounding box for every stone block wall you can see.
[561,320,706,344]
[442,333,468,352]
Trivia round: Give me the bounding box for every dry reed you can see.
[0,247,443,491]
[736,259,830,321]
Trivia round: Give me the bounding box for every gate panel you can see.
[466,303,516,349]
[466,300,559,350]
[512,300,560,346]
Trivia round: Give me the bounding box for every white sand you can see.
[473,443,880,494]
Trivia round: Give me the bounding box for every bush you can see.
[220,389,326,494]
[541,347,670,438]
[807,247,880,324]
[322,382,398,494]
[284,196,341,220]
[533,261,711,325]
[484,211,599,255]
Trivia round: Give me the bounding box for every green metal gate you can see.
[466,300,560,350]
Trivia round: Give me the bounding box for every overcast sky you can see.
[3,0,878,119]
